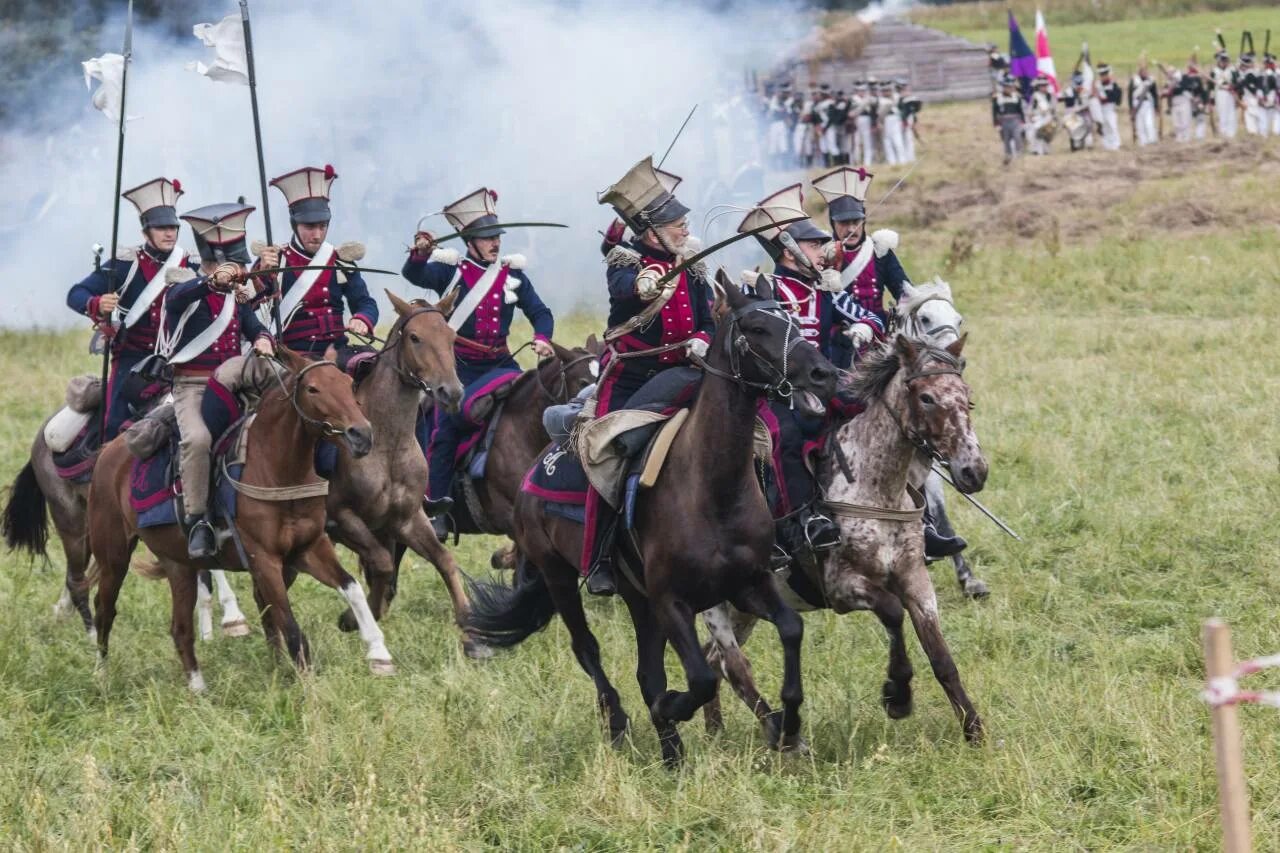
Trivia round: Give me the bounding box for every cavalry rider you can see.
[257,164,377,360]
[583,156,715,596]
[810,165,966,560]
[404,188,554,522]
[163,203,274,558]
[737,184,870,564]
[67,177,197,439]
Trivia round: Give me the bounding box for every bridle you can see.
[263,357,350,438]
[900,292,961,345]
[531,349,599,403]
[375,304,446,396]
[691,299,807,402]
[898,344,966,462]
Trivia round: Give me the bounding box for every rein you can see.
[691,300,806,402]
[263,356,349,438]
[531,350,597,404]
[900,291,961,345]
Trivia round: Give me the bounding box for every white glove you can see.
[234,280,257,304]
[845,323,874,347]
[817,268,844,293]
[635,266,663,301]
[685,337,709,359]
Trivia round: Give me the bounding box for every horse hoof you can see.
[778,733,810,755]
[188,671,207,693]
[964,716,986,744]
[962,577,990,600]
[368,658,396,677]
[221,619,251,638]
[86,627,98,646]
[463,637,495,660]
[882,681,914,719]
[337,609,359,633]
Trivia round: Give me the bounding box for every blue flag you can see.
[1008,10,1038,98]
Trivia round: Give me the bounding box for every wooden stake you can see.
[1203,618,1252,853]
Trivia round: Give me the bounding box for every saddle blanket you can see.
[128,440,243,530]
[52,417,101,483]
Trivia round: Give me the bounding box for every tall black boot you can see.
[586,512,619,597]
[924,521,967,560]
[186,514,216,559]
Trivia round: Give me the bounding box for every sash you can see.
[839,239,876,289]
[278,242,336,330]
[448,260,507,332]
[167,293,237,365]
[122,249,187,328]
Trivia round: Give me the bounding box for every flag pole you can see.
[238,0,282,335]
[100,0,133,439]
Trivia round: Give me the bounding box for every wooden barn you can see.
[778,16,991,103]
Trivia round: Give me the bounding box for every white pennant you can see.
[186,14,249,85]
[82,53,138,121]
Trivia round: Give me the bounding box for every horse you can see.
[87,346,378,690]
[894,277,989,599]
[467,270,839,767]
[3,408,250,641]
[701,334,989,744]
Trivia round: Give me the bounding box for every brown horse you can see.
[88,346,376,689]
[468,272,839,766]
[702,335,989,744]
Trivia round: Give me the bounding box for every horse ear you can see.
[435,286,459,318]
[900,280,917,301]
[385,289,413,318]
[275,344,305,372]
[752,272,775,302]
[945,333,967,358]
[323,346,338,363]
[584,333,602,356]
[894,333,918,363]
[936,277,953,299]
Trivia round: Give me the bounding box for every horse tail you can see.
[131,556,167,580]
[2,461,49,560]
[465,556,557,648]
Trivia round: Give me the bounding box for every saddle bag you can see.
[65,374,103,413]
[120,353,172,408]
[124,403,177,460]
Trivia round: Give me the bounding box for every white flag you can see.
[186,14,249,85]
[83,53,130,120]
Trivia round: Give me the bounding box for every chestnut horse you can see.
[702,335,989,744]
[468,272,838,767]
[88,347,376,689]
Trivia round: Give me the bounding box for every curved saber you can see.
[931,462,1023,541]
[432,221,569,244]
[656,215,808,288]
[245,263,400,278]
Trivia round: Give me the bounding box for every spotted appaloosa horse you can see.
[467,271,839,767]
[87,347,379,690]
[3,413,249,642]
[703,335,988,744]
[895,276,989,599]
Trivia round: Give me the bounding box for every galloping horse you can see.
[468,272,838,766]
[895,277,990,599]
[702,334,989,744]
[3,406,250,641]
[88,347,377,689]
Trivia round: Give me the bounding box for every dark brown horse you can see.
[87,347,375,689]
[702,335,989,744]
[468,272,838,766]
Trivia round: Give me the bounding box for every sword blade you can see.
[932,462,1023,541]
[246,264,399,278]
[655,215,808,288]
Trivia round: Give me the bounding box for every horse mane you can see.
[849,336,957,402]
[895,276,951,319]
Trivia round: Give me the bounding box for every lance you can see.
[238,0,282,336]
[931,462,1023,541]
[99,0,133,439]
[658,103,698,169]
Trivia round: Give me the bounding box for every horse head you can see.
[385,289,465,413]
[897,277,963,347]
[895,334,987,493]
[275,346,374,458]
[545,335,602,399]
[713,268,837,417]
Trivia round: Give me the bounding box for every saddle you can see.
[48,375,104,483]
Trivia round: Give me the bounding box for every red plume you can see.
[324,164,337,180]
[488,189,499,202]
[171,178,183,194]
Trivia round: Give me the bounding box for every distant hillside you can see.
[911,0,1273,31]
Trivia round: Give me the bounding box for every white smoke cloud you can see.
[0,0,811,330]
[858,0,917,25]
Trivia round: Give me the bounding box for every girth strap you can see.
[825,484,926,523]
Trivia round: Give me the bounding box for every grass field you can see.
[913,3,1280,79]
[5,64,1280,850]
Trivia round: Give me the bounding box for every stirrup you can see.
[422,495,454,516]
[803,512,840,552]
[586,559,616,596]
[769,544,792,573]
[187,518,216,559]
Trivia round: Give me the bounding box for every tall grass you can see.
[3,97,1280,848]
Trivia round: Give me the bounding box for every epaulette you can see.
[165,267,197,284]
[336,241,365,263]
[605,244,642,270]
[500,253,527,271]
[116,247,138,262]
[870,228,899,258]
[428,247,461,266]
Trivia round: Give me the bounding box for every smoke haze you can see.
[0,0,811,329]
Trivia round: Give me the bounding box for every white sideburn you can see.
[340,581,395,674]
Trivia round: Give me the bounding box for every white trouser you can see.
[1027,118,1050,154]
[767,120,789,155]
[855,115,873,165]
[791,124,812,159]
[882,114,904,164]
[1270,106,1280,135]
[1194,111,1208,139]
[1215,89,1238,138]
[1170,95,1193,142]
[1135,101,1158,146]
[820,126,840,156]
[1100,104,1121,150]
[1244,96,1267,136]
[901,120,916,162]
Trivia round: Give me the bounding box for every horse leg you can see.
[251,576,282,652]
[166,563,205,691]
[926,473,987,599]
[248,554,310,671]
[399,509,490,659]
[731,581,806,753]
[868,587,915,720]
[209,569,250,636]
[701,605,775,739]
[896,563,983,742]
[92,536,135,672]
[295,536,394,675]
[620,589,682,767]
[50,516,95,638]
[540,553,629,746]
[329,508,393,632]
[197,570,215,641]
[648,595,721,764]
